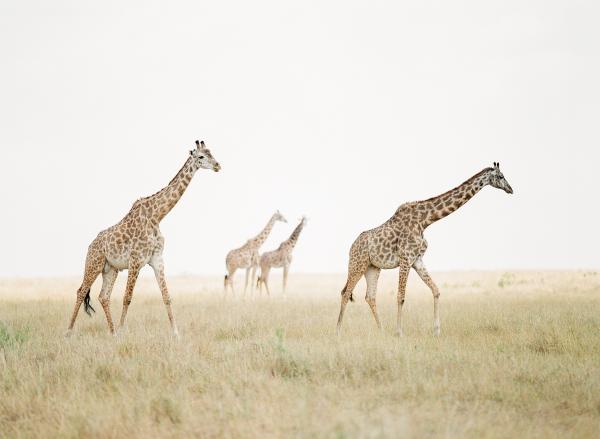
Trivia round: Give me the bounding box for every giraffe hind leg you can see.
[336,268,365,334]
[66,243,105,335]
[364,265,382,329]
[262,267,272,297]
[98,265,118,334]
[337,233,370,334]
[225,267,236,298]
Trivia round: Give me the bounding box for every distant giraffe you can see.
[257,216,307,298]
[336,163,513,336]
[66,140,221,337]
[224,211,287,297]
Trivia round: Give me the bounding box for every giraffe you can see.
[336,162,513,337]
[66,140,221,337]
[257,216,307,298]
[224,210,287,297]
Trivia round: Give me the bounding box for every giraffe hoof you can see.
[433,326,441,337]
[64,329,73,338]
[395,330,403,338]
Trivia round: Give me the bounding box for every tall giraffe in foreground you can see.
[224,211,287,297]
[336,163,513,336]
[257,216,307,298]
[66,140,221,337]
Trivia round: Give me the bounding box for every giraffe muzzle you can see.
[213,163,221,172]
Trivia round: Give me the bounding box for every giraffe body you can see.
[337,163,513,336]
[224,211,287,297]
[66,140,221,336]
[257,216,307,297]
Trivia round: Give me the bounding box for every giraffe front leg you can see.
[282,265,289,299]
[413,258,440,336]
[150,255,179,337]
[118,262,142,331]
[230,269,237,298]
[243,267,251,298]
[250,264,257,297]
[396,262,410,337]
[98,266,118,335]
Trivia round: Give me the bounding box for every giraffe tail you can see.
[83,288,95,316]
[224,274,228,287]
[341,283,354,302]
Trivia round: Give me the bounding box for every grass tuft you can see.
[0,321,29,348]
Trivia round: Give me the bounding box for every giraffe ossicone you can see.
[66,140,221,337]
[336,163,513,337]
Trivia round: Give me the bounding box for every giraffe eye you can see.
[199,156,204,160]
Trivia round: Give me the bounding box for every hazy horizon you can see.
[1,1,599,277]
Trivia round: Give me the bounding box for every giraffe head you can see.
[274,210,288,223]
[488,162,513,194]
[190,140,221,172]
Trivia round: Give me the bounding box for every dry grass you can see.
[1,271,599,438]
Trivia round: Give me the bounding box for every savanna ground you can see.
[1,271,599,438]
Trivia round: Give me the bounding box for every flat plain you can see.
[1,271,599,438]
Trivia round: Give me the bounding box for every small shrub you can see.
[214,322,257,341]
[117,342,138,358]
[480,323,501,334]
[528,330,564,355]
[270,329,310,379]
[498,272,515,288]
[0,321,29,348]
[151,397,181,424]
[95,365,115,381]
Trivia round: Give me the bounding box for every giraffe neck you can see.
[146,157,197,224]
[417,168,492,229]
[281,221,305,250]
[249,215,278,248]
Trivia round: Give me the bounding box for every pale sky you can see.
[1,0,599,277]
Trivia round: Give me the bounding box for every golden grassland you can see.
[1,271,599,438]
